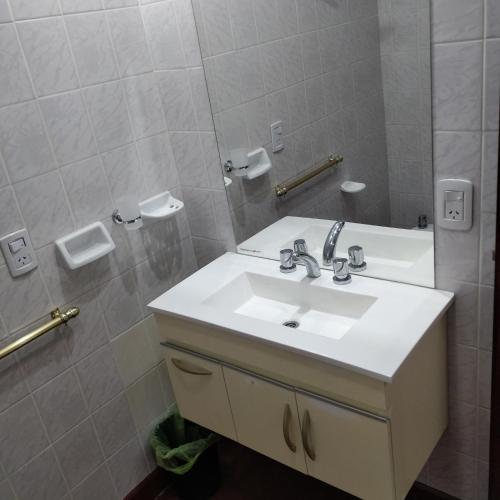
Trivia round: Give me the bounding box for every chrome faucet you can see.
[291,239,321,278]
[323,221,345,266]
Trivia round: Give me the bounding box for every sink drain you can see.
[283,320,300,329]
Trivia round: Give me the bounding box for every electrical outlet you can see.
[0,229,38,277]
[437,179,473,231]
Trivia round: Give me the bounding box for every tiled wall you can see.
[418,0,499,498]
[0,0,231,498]
[378,0,434,229]
[192,0,392,244]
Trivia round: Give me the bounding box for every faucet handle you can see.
[332,258,352,285]
[294,239,308,254]
[280,249,297,273]
[348,245,367,271]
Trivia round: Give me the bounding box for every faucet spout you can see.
[323,221,345,266]
[293,239,321,278]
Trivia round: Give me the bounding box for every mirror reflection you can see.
[191,0,434,287]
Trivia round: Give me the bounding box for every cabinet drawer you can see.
[224,367,307,473]
[296,392,395,500]
[164,347,236,440]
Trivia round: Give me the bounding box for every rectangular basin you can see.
[204,273,377,340]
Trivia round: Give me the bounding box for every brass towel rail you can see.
[0,307,80,361]
[274,153,344,197]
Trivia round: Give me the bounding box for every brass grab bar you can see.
[0,307,80,361]
[274,153,344,197]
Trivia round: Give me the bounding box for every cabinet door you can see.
[224,367,307,473]
[296,392,395,500]
[164,347,236,440]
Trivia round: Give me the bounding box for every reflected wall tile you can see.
[238,47,265,102]
[0,25,33,107]
[123,74,166,139]
[61,0,103,14]
[0,186,23,236]
[156,70,197,131]
[84,81,134,153]
[0,397,49,473]
[480,211,496,286]
[182,187,217,239]
[0,0,10,22]
[0,267,52,332]
[266,90,290,135]
[287,82,308,131]
[40,91,97,165]
[107,437,149,498]
[174,0,202,67]
[484,39,500,131]
[0,339,30,412]
[448,343,477,405]
[432,0,483,43]
[126,367,168,431]
[305,76,326,123]
[228,0,258,49]
[98,271,143,339]
[72,464,118,500]
[432,41,483,131]
[61,156,113,226]
[479,285,494,351]
[302,32,321,78]
[198,0,233,56]
[54,419,104,488]
[107,7,152,78]
[478,408,491,462]
[283,35,304,86]
[296,0,318,33]
[0,159,8,189]
[75,344,123,411]
[0,102,56,183]
[211,52,242,110]
[15,171,74,248]
[10,449,68,500]
[93,393,136,457]
[487,0,500,37]
[9,0,59,19]
[66,12,119,86]
[260,41,285,93]
[0,480,15,500]
[188,67,214,131]
[482,132,499,213]
[142,1,185,70]
[254,0,277,43]
[34,369,88,441]
[18,18,78,96]
[101,143,146,201]
[198,132,224,189]
[244,98,269,148]
[103,0,138,7]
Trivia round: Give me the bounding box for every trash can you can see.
[150,403,221,500]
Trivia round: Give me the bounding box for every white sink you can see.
[149,253,452,381]
[204,272,377,340]
[237,217,435,287]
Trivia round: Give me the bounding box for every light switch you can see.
[437,179,473,231]
[0,229,38,277]
[270,121,284,153]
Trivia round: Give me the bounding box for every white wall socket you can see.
[0,228,38,277]
[436,179,473,231]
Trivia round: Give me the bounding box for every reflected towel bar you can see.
[0,307,80,361]
[274,153,344,197]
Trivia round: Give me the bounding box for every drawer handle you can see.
[171,358,213,376]
[282,404,296,453]
[301,410,316,461]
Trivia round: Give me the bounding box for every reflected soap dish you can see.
[139,191,184,220]
[56,222,115,270]
[341,181,366,194]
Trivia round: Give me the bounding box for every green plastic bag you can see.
[150,403,220,475]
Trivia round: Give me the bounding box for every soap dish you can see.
[139,191,184,220]
[341,181,366,194]
[56,222,115,270]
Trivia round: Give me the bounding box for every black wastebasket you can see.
[150,403,221,500]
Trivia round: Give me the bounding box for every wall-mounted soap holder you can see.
[341,181,366,194]
[139,191,184,221]
[55,222,115,270]
[224,147,272,180]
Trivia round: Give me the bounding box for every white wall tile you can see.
[0,186,23,236]
[0,25,33,106]
[432,0,483,43]
[18,17,78,96]
[260,41,285,93]
[188,67,214,131]
[9,0,60,20]
[0,101,56,183]
[15,171,74,248]
[484,39,500,131]
[65,12,119,86]
[482,132,499,213]
[170,132,209,187]
[487,0,500,37]
[228,0,258,49]
[84,81,134,153]
[103,0,137,8]
[174,0,202,67]
[72,464,118,500]
[0,0,9,22]
[40,91,97,165]
[433,41,483,131]
[61,0,102,14]
[107,7,152,77]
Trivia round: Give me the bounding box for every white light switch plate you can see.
[270,121,284,153]
[0,228,38,277]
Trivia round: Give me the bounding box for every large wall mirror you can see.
[191,0,434,287]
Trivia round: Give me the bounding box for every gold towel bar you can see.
[274,153,344,197]
[0,307,80,361]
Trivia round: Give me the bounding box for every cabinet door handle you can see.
[282,404,297,453]
[301,410,316,461]
[171,358,213,376]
